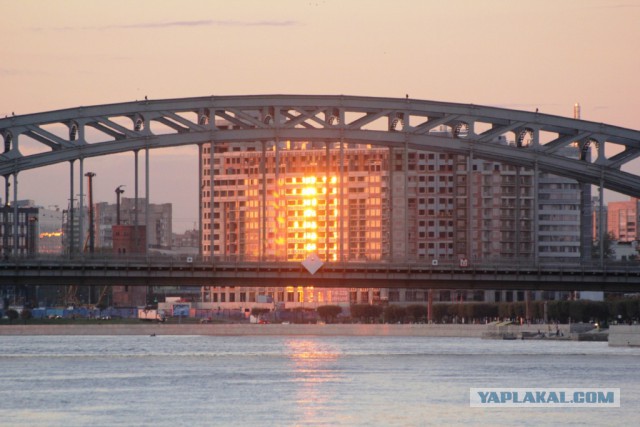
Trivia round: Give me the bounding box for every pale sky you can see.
[2,0,639,232]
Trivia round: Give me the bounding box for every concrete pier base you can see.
[608,325,640,347]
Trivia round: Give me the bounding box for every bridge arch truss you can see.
[2,95,640,196]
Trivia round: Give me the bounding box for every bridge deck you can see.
[2,259,639,292]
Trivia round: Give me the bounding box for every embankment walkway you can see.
[0,323,571,337]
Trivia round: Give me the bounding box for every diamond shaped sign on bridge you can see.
[302,253,324,275]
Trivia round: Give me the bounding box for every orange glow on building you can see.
[199,137,584,308]
[200,144,388,306]
[40,231,63,238]
[200,144,386,266]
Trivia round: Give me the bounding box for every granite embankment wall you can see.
[608,325,640,347]
[0,323,570,337]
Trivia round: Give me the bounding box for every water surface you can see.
[0,335,637,426]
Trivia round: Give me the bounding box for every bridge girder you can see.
[1,259,640,293]
[2,95,640,196]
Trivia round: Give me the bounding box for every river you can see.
[0,335,637,426]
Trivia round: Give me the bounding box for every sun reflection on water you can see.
[285,339,344,422]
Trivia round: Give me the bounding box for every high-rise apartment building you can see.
[0,201,64,307]
[200,136,585,308]
[607,198,639,243]
[200,142,386,263]
[537,172,582,259]
[0,200,65,256]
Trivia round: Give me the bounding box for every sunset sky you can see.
[2,0,639,231]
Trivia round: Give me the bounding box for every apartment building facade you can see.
[607,198,639,243]
[199,138,585,308]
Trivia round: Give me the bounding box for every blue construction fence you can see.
[28,307,140,319]
[2,306,317,322]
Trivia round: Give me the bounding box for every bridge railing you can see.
[2,253,639,272]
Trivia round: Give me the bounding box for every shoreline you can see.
[0,323,572,338]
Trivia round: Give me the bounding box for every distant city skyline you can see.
[3,0,639,232]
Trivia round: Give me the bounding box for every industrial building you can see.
[94,197,172,250]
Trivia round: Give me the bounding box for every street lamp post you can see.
[84,172,96,306]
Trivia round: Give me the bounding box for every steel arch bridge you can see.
[2,94,640,196]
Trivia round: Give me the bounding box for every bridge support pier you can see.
[145,148,150,257]
[325,140,330,262]
[3,175,9,258]
[134,149,139,252]
[261,141,266,261]
[209,142,215,264]
[198,144,203,260]
[388,146,393,261]
[69,160,74,257]
[79,158,84,256]
[598,179,605,267]
[339,138,344,262]
[12,172,18,256]
[580,181,593,262]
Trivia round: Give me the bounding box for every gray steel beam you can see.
[1,95,640,200]
[1,258,639,292]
